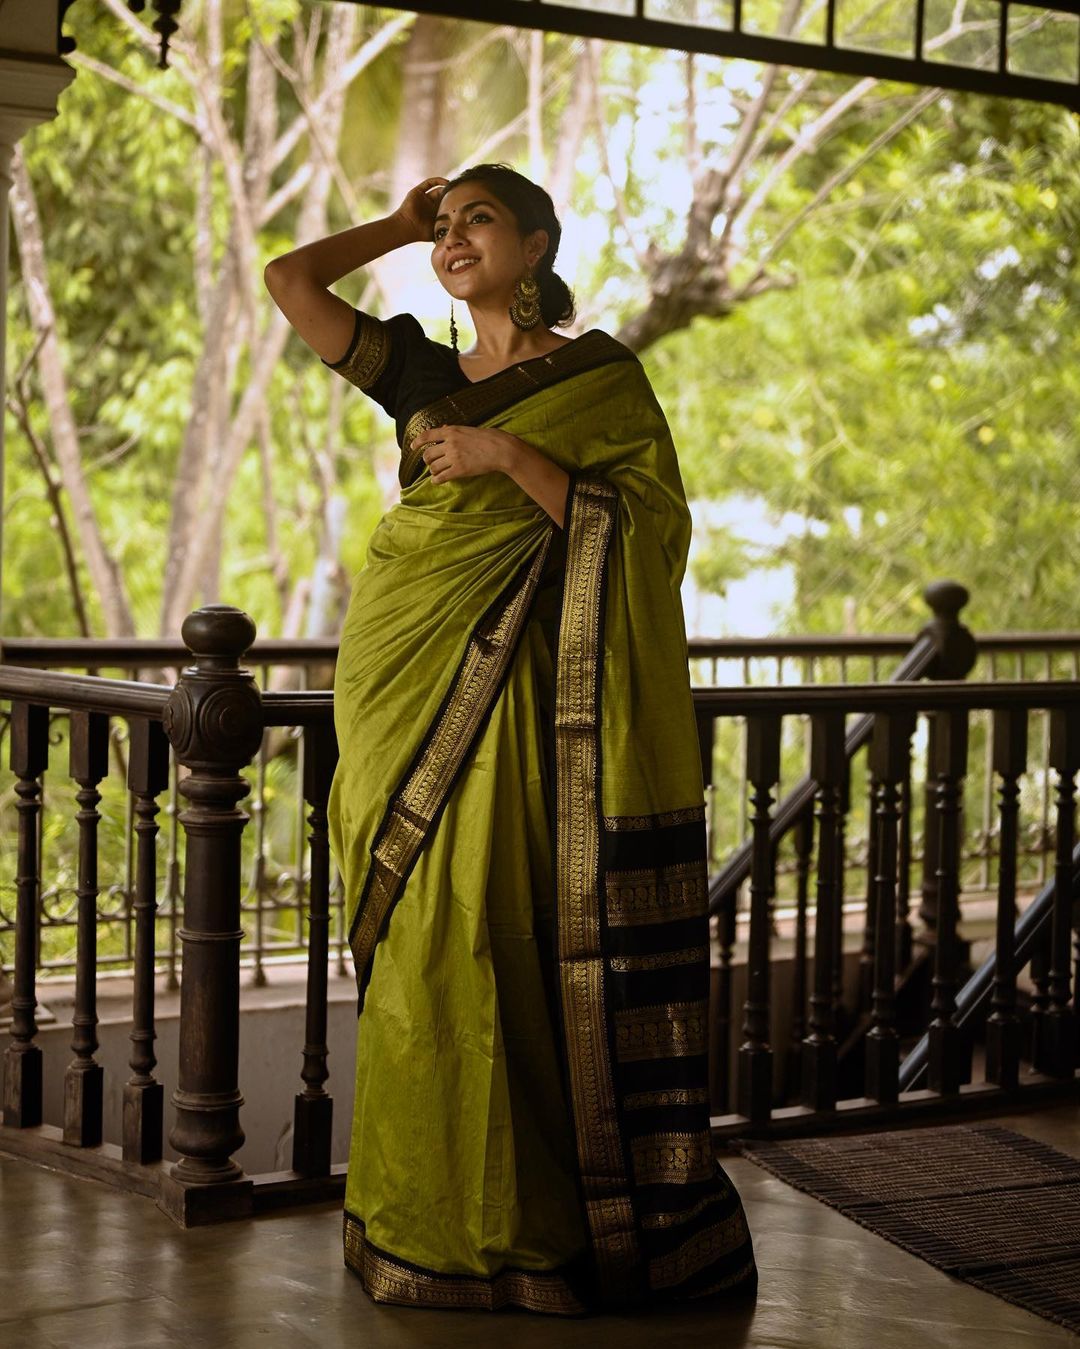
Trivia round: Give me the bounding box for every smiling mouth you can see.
[447,256,480,274]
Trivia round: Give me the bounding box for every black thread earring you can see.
[449,300,459,355]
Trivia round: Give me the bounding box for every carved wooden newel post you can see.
[158,606,263,1226]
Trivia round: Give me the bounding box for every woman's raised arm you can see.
[263,176,448,364]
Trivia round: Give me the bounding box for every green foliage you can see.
[3,6,1078,646]
[642,93,1080,635]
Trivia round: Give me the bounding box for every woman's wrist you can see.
[496,434,528,478]
[388,209,429,247]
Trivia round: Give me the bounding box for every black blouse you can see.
[322,310,470,448]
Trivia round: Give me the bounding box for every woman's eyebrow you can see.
[433,199,496,225]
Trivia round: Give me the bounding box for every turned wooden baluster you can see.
[1043,707,1079,1078]
[158,606,263,1226]
[1029,927,1051,1073]
[857,762,880,1015]
[696,707,730,1114]
[802,711,844,1112]
[738,714,780,1124]
[927,709,971,1096]
[831,752,850,1032]
[63,711,110,1147]
[784,804,813,1101]
[985,707,1026,1089]
[918,713,942,935]
[293,720,339,1177]
[2,702,48,1128]
[712,884,737,1115]
[895,767,914,971]
[123,717,170,1163]
[917,581,977,934]
[865,711,914,1105]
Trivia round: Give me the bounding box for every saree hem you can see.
[343,1211,589,1316]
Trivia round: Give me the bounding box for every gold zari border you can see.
[603,806,706,831]
[555,474,643,1300]
[609,944,708,974]
[623,1087,709,1112]
[649,1212,751,1291]
[615,999,709,1063]
[605,862,708,928]
[326,311,392,389]
[349,535,553,992]
[343,1212,586,1315]
[684,1255,757,1299]
[630,1129,717,1186]
[640,1190,725,1231]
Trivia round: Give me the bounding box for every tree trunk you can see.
[10,153,136,638]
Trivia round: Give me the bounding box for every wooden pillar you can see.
[63,710,109,1147]
[123,717,170,1164]
[985,708,1026,1089]
[292,721,338,1177]
[737,714,780,1124]
[1043,708,1079,1078]
[157,606,263,1226]
[2,701,48,1127]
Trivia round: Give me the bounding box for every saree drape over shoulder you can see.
[323,312,756,1315]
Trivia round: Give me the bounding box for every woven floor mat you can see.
[735,1123,1080,1336]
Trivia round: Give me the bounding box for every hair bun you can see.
[537,268,575,329]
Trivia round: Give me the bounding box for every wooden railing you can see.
[0,609,341,1223]
[5,582,1078,983]
[1,602,1078,1225]
[703,680,1080,1136]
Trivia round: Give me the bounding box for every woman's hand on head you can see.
[393,177,450,243]
[414,426,522,483]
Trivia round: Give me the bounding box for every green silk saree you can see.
[327,326,756,1314]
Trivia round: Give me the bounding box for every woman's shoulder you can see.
[577,326,640,368]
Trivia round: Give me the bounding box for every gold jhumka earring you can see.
[449,300,459,354]
[509,272,542,330]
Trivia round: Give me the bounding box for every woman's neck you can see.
[462,304,565,364]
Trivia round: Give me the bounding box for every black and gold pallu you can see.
[324,312,757,1313]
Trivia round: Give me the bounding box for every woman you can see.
[264,163,757,1315]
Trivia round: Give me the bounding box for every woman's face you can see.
[430,180,547,304]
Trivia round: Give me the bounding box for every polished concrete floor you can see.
[2,1104,1078,1349]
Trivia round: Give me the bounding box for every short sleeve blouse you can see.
[321,310,468,448]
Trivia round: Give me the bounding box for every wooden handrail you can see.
[0,667,170,719]
[2,629,1079,669]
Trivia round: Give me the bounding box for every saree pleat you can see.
[329,332,756,1314]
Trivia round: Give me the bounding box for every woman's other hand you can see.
[415,426,521,483]
[394,177,451,244]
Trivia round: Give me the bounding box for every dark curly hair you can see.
[435,162,576,329]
